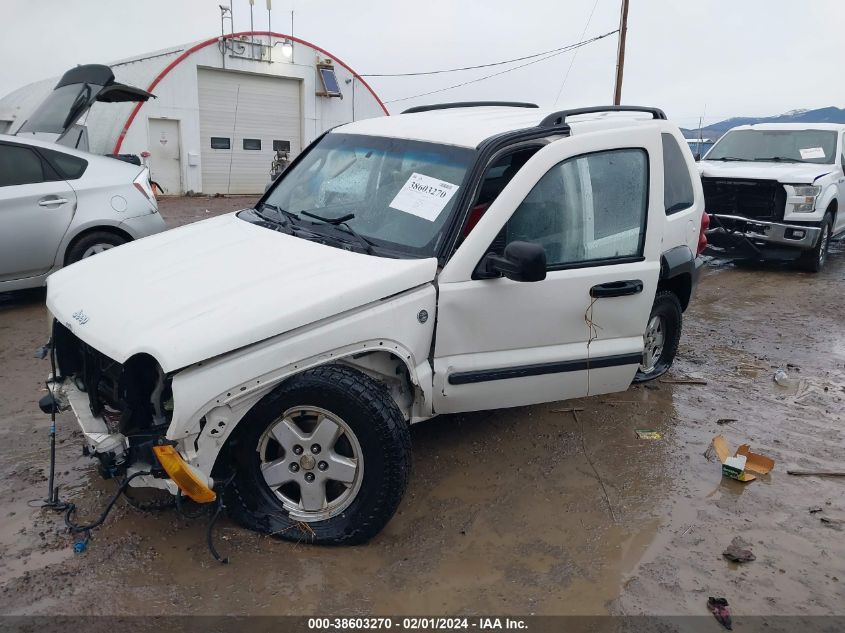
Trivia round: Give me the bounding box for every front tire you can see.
[633,290,683,383]
[797,214,832,273]
[223,364,411,545]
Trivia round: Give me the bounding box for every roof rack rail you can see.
[538,105,667,128]
[402,101,539,114]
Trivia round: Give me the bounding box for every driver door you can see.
[432,126,664,414]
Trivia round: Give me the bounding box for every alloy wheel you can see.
[640,315,665,374]
[257,406,363,522]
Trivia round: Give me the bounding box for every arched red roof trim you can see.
[112,30,388,154]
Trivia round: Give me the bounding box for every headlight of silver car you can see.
[787,185,821,213]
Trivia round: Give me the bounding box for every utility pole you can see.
[613,0,629,105]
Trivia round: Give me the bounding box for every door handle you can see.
[38,197,68,207]
[590,279,644,298]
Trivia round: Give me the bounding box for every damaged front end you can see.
[703,177,822,259]
[44,321,213,500]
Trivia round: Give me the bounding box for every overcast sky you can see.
[4,0,843,127]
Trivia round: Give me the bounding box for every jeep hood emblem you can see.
[72,310,89,325]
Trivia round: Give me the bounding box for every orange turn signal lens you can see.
[152,445,217,504]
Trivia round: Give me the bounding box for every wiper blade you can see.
[301,210,354,225]
[706,157,746,162]
[300,211,375,254]
[753,157,798,162]
[259,202,300,225]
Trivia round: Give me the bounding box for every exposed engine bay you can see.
[49,321,173,478]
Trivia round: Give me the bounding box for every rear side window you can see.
[0,144,46,187]
[40,148,88,180]
[662,133,694,214]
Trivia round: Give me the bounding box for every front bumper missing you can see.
[706,214,821,258]
[45,377,210,494]
[47,378,127,458]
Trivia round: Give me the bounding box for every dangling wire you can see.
[206,472,237,564]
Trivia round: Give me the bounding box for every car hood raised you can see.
[698,160,836,184]
[47,213,438,372]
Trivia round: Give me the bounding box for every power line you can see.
[362,31,613,77]
[554,0,601,104]
[384,30,619,105]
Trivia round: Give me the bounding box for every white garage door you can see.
[198,68,301,194]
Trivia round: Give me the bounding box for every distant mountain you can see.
[681,106,845,140]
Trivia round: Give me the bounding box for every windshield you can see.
[262,133,475,257]
[706,129,837,164]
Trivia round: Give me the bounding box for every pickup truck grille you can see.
[701,177,786,221]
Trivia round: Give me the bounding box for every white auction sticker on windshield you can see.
[389,172,460,221]
[799,147,825,160]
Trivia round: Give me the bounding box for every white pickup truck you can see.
[43,104,707,544]
[700,123,845,271]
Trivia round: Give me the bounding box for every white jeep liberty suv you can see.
[43,104,707,543]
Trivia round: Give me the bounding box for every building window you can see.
[273,140,291,152]
[243,138,261,151]
[210,137,230,149]
[317,65,342,97]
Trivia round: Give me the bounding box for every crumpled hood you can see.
[698,160,835,184]
[47,213,437,372]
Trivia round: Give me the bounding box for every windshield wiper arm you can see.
[301,210,354,225]
[707,157,746,161]
[753,156,799,163]
[259,202,300,225]
[300,211,375,254]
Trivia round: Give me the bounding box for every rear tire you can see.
[797,214,832,273]
[633,290,683,383]
[223,364,411,545]
[65,231,128,265]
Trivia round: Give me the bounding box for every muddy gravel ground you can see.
[0,196,843,622]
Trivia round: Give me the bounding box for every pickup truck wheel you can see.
[632,290,682,383]
[224,364,411,545]
[797,214,832,273]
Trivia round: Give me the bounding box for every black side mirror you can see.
[481,241,546,282]
[694,152,701,161]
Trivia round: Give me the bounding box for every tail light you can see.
[133,168,156,202]
[697,211,710,255]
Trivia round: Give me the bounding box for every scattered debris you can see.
[809,506,823,514]
[660,378,708,385]
[709,435,775,482]
[716,418,739,425]
[787,470,845,477]
[773,369,796,387]
[707,597,733,630]
[819,517,844,531]
[723,536,756,563]
[635,429,662,440]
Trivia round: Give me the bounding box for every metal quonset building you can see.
[0,31,387,194]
